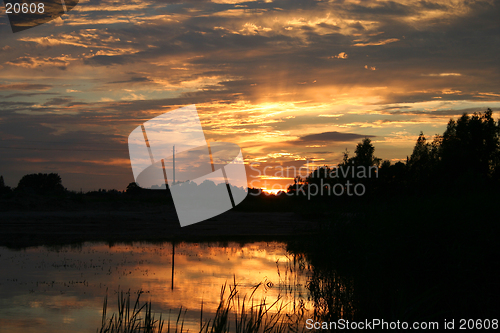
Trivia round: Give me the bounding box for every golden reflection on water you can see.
[0,241,312,333]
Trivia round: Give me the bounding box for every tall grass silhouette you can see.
[98,290,165,333]
[98,279,308,333]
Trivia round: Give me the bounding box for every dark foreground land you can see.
[0,209,315,248]
[3,110,500,327]
[289,191,500,322]
[0,192,316,248]
[1,187,499,325]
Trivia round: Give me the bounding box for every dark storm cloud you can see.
[296,131,375,144]
[343,1,413,16]
[0,83,52,91]
[0,111,125,146]
[0,109,132,189]
[382,107,498,117]
[42,97,74,106]
[0,101,35,108]
[84,55,130,66]
[380,106,412,111]
[109,76,153,84]
[3,92,56,99]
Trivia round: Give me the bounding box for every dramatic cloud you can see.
[296,131,375,144]
[0,83,52,91]
[0,0,499,190]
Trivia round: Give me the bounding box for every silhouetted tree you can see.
[410,132,430,163]
[350,138,381,167]
[287,176,307,195]
[126,182,142,194]
[340,148,350,166]
[289,138,383,198]
[402,108,500,190]
[390,161,407,181]
[407,132,438,182]
[16,173,65,195]
[380,160,391,170]
[440,109,500,179]
[306,165,333,188]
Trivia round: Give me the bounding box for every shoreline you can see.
[0,209,317,248]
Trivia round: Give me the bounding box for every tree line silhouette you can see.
[286,108,500,198]
[284,109,500,323]
[1,108,499,201]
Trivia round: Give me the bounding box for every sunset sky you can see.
[1,0,499,191]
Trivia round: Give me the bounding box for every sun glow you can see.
[262,188,286,195]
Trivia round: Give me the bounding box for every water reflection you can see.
[307,268,356,322]
[0,241,313,332]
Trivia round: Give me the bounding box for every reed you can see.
[98,290,164,333]
[97,280,308,333]
[199,280,307,333]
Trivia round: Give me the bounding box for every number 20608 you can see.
[459,319,498,329]
[5,2,45,14]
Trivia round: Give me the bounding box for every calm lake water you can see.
[0,241,312,333]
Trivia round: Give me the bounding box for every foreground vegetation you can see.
[98,282,307,333]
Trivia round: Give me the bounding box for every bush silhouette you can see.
[16,173,65,195]
[0,175,12,195]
